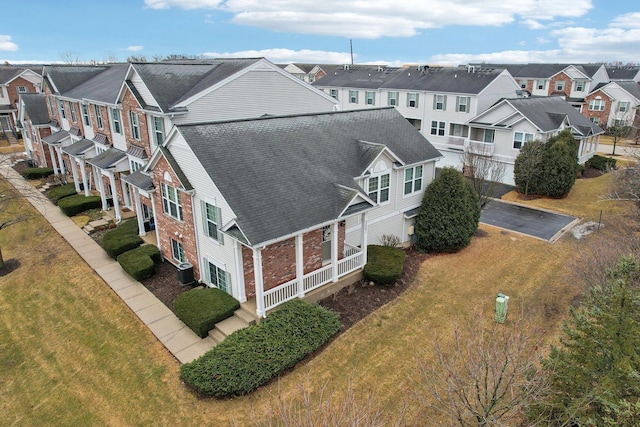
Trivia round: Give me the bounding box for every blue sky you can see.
[1,0,639,66]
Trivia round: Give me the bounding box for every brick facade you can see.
[121,88,151,152]
[90,104,113,142]
[548,72,572,97]
[6,76,39,127]
[584,89,612,127]
[241,222,347,298]
[151,155,199,279]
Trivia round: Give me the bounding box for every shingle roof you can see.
[20,93,50,125]
[607,67,640,81]
[132,59,260,112]
[124,170,154,191]
[86,148,127,169]
[617,81,640,100]
[0,66,23,84]
[62,138,95,156]
[44,65,110,95]
[502,96,603,135]
[158,146,193,191]
[64,63,128,104]
[42,130,70,145]
[176,108,441,246]
[126,144,148,159]
[314,65,507,94]
[472,63,603,79]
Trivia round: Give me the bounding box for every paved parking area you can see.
[480,200,578,241]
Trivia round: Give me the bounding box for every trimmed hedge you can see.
[586,154,617,171]
[174,288,240,338]
[21,167,54,179]
[180,299,340,397]
[363,245,407,285]
[47,183,77,205]
[102,220,143,259]
[58,194,102,216]
[117,245,161,281]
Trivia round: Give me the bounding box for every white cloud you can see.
[521,19,545,30]
[145,0,594,39]
[201,48,353,64]
[0,35,18,52]
[610,12,640,29]
[429,49,565,66]
[127,45,144,51]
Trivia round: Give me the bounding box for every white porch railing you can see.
[262,251,364,312]
[444,136,466,147]
[465,139,495,156]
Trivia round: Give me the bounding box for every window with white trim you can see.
[171,239,185,263]
[404,165,423,195]
[555,80,565,91]
[130,111,140,140]
[433,94,446,110]
[590,117,599,124]
[58,100,66,119]
[330,89,338,100]
[202,201,223,243]
[455,96,471,113]
[365,91,375,105]
[536,80,546,90]
[589,99,605,111]
[483,129,495,143]
[81,104,91,126]
[110,108,122,134]
[349,90,358,104]
[407,92,419,108]
[368,173,390,204]
[574,81,585,92]
[94,105,103,128]
[69,102,77,122]
[153,116,164,145]
[388,91,399,106]
[513,131,534,149]
[18,86,27,93]
[206,260,230,294]
[161,182,183,221]
[130,159,143,172]
[95,144,106,155]
[430,120,445,136]
[519,80,528,89]
[618,101,630,113]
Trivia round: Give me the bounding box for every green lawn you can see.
[0,173,632,425]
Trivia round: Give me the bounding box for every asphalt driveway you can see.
[480,200,577,241]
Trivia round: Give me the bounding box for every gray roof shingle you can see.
[617,81,640,100]
[124,170,154,191]
[86,148,127,169]
[64,63,128,104]
[62,138,94,156]
[42,130,70,145]
[176,108,441,246]
[44,65,110,95]
[20,93,49,125]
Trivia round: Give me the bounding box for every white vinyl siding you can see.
[161,183,183,221]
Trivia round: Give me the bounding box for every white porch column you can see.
[107,171,121,222]
[70,158,80,192]
[360,212,368,265]
[234,241,247,303]
[149,191,161,253]
[48,145,59,176]
[253,248,265,317]
[94,167,108,210]
[55,146,66,176]
[295,234,304,297]
[79,158,90,196]
[331,221,339,282]
[133,188,146,236]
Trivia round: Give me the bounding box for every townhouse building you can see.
[17,93,52,166]
[0,66,42,135]
[583,81,640,128]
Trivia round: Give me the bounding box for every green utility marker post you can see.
[495,293,509,323]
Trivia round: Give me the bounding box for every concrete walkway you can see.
[1,161,215,364]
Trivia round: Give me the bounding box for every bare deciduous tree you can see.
[412,312,548,426]
[461,148,506,206]
[59,51,82,64]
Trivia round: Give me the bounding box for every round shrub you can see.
[174,288,241,338]
[47,183,77,204]
[414,167,480,253]
[117,248,155,281]
[363,245,406,285]
[21,167,54,179]
[58,194,102,216]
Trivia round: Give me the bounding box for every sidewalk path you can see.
[1,160,215,363]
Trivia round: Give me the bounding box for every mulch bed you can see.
[140,260,196,315]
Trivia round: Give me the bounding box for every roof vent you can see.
[467,65,475,73]
[343,64,350,71]
[377,65,384,72]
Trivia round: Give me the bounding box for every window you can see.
[18,86,27,93]
[430,120,445,136]
[388,91,399,106]
[365,91,375,105]
[0,87,4,98]
[433,94,447,110]
[130,159,143,172]
[455,96,471,113]
[48,97,56,115]
[94,105,103,128]
[483,129,495,143]
[161,183,183,221]
[349,90,358,104]
[618,101,630,113]
[404,165,423,195]
[513,131,534,149]
[536,80,546,90]
[330,89,338,100]
[206,260,230,293]
[81,104,91,126]
[589,99,605,111]
[58,100,66,119]
[171,239,185,263]
[130,111,140,140]
[95,144,106,155]
[574,81,585,92]
[407,92,419,108]
[590,117,600,124]
[555,80,565,91]
[69,103,77,122]
[202,201,223,243]
[110,108,122,134]
[519,80,528,89]
[153,116,165,145]
[368,173,390,204]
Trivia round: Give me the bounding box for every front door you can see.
[322,225,332,264]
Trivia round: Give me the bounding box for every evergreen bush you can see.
[363,245,406,285]
[58,194,101,216]
[174,288,241,338]
[47,183,77,205]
